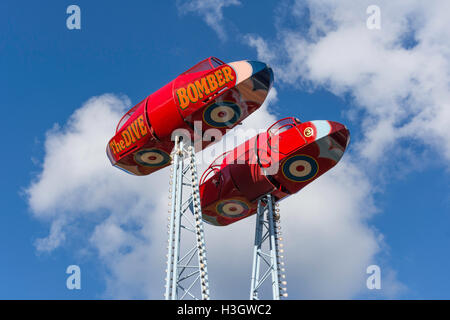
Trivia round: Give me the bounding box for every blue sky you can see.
[1,1,449,299]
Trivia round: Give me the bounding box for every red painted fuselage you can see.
[199,117,350,226]
[107,57,274,175]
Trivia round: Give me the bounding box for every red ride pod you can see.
[199,117,350,226]
[106,57,274,175]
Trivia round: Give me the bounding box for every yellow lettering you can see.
[206,74,218,92]
[222,66,234,82]
[130,120,141,140]
[176,88,190,109]
[120,140,125,150]
[138,115,148,136]
[187,83,199,103]
[110,141,117,154]
[122,130,132,147]
[194,78,210,99]
[215,70,226,87]
[127,126,136,143]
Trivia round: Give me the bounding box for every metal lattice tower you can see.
[249,194,288,300]
[164,136,210,300]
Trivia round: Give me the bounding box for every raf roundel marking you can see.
[282,154,319,182]
[216,199,250,218]
[203,101,242,128]
[134,149,170,167]
[304,127,314,137]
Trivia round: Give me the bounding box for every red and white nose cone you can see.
[228,60,273,87]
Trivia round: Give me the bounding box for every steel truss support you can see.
[249,194,287,300]
[165,136,210,300]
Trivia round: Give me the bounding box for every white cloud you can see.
[34,217,66,252]
[177,0,241,41]
[247,0,450,164]
[26,94,172,297]
[278,160,379,298]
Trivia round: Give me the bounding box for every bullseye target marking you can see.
[134,149,170,167]
[216,199,250,218]
[282,154,319,182]
[203,101,242,128]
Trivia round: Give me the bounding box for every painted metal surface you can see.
[199,117,350,226]
[107,57,273,176]
[165,137,210,300]
[250,195,287,300]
